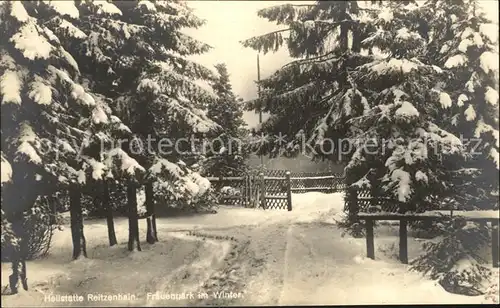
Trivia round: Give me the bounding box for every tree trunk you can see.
[103,180,117,246]
[145,182,158,244]
[339,2,349,52]
[346,186,359,225]
[127,183,141,251]
[69,186,87,259]
[48,195,57,225]
[9,216,28,294]
[92,189,101,218]
[4,175,40,294]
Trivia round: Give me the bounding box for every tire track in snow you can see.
[141,232,232,307]
[278,224,293,305]
[278,223,361,305]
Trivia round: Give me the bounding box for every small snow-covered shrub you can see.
[1,209,19,255]
[23,201,53,260]
[153,169,218,214]
[1,197,53,262]
[410,219,492,296]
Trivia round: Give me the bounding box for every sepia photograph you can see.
[0,0,499,306]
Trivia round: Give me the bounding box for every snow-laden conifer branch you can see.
[240,29,289,55]
[257,4,316,26]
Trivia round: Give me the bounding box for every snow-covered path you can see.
[228,221,494,306]
[274,223,485,305]
[1,192,498,306]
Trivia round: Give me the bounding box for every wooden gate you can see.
[208,172,292,210]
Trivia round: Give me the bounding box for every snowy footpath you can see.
[1,192,498,306]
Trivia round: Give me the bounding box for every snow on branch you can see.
[47,17,88,40]
[141,61,217,104]
[161,54,217,82]
[184,171,211,198]
[15,122,43,165]
[157,95,219,133]
[149,158,184,180]
[10,21,55,60]
[103,148,145,179]
[257,4,315,26]
[28,76,52,106]
[1,153,13,184]
[479,51,499,76]
[171,31,211,56]
[142,10,205,30]
[46,66,96,107]
[474,119,499,147]
[256,53,370,97]
[389,168,412,202]
[91,17,145,41]
[137,0,157,13]
[81,157,108,181]
[92,0,122,16]
[109,115,132,134]
[240,29,289,55]
[152,167,211,203]
[0,69,23,105]
[251,81,320,113]
[490,148,499,169]
[357,58,442,80]
[418,123,464,155]
[41,0,80,19]
[154,0,204,27]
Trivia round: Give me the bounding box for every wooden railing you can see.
[357,212,499,267]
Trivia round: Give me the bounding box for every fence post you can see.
[259,172,266,209]
[366,219,375,259]
[286,171,292,211]
[399,219,408,264]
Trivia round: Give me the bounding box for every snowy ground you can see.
[1,192,498,306]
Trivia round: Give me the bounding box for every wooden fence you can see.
[290,172,346,193]
[208,170,345,210]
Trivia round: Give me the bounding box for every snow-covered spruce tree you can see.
[241,1,461,226]
[77,92,136,248]
[406,0,500,296]
[148,157,213,213]
[342,1,469,203]
[102,146,146,251]
[1,1,136,291]
[0,0,93,292]
[202,63,249,177]
[422,0,499,210]
[25,0,149,248]
[241,2,376,232]
[241,1,376,162]
[1,154,18,265]
[35,0,220,244]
